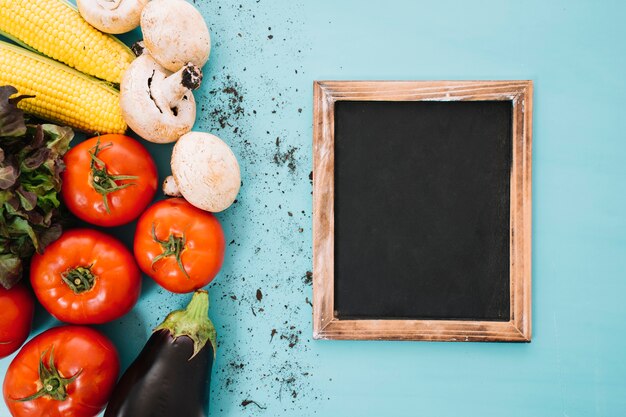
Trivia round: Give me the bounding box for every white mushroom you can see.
[162,175,181,197]
[77,0,148,34]
[120,51,202,143]
[140,0,211,72]
[166,132,241,212]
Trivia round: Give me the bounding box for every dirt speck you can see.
[273,136,298,172]
[276,366,308,403]
[241,399,266,409]
[280,326,301,348]
[303,271,313,286]
[256,288,263,301]
[207,77,246,133]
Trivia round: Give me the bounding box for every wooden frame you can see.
[312,80,532,342]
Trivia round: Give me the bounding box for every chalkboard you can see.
[313,81,533,342]
[334,100,512,321]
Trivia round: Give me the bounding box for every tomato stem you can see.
[62,265,96,294]
[89,138,138,214]
[151,223,191,280]
[13,347,82,402]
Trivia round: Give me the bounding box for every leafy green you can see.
[0,86,32,137]
[0,85,72,289]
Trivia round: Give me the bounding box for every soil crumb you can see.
[273,136,298,172]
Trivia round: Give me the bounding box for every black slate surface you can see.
[334,100,512,321]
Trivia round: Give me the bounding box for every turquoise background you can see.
[2,0,626,416]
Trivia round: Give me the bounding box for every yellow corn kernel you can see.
[0,41,127,134]
[0,0,134,84]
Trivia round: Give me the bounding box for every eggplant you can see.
[104,290,217,417]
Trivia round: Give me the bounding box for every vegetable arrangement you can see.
[62,134,157,226]
[166,132,241,212]
[0,41,127,134]
[0,86,71,288]
[104,291,216,417]
[3,326,119,417]
[134,198,225,293]
[0,0,134,83]
[1,0,240,416]
[120,52,201,143]
[77,0,148,34]
[0,284,34,359]
[30,229,142,324]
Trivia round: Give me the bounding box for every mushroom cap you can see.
[171,132,241,213]
[120,54,196,143]
[141,0,211,72]
[77,0,148,34]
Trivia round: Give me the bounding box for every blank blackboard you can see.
[313,81,532,342]
[334,100,512,321]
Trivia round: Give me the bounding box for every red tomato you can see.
[0,284,34,359]
[30,229,141,324]
[134,198,225,293]
[62,134,157,227]
[3,326,119,417]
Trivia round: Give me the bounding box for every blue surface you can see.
[2,0,626,416]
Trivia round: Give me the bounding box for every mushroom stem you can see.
[163,175,182,197]
[151,64,203,113]
[131,41,145,57]
[120,54,197,143]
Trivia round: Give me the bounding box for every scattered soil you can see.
[206,76,246,134]
[241,399,267,409]
[273,137,298,173]
[303,271,312,285]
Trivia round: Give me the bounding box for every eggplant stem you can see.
[154,290,217,359]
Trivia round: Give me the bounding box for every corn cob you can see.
[0,0,134,84]
[0,41,127,134]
